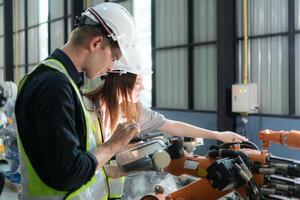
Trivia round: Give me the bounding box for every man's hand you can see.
[108,121,140,154]
[93,121,140,170]
[215,131,248,143]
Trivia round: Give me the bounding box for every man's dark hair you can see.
[70,25,118,48]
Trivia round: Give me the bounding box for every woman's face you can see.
[130,75,144,103]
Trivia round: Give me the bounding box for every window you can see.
[12,0,72,82]
[49,0,65,52]
[236,0,289,115]
[13,0,25,81]
[12,0,49,82]
[134,0,152,106]
[152,0,217,110]
[193,0,217,110]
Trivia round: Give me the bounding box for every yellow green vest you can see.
[17,59,108,200]
[83,97,125,199]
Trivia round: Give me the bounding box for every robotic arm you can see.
[259,129,300,149]
[116,131,300,200]
[151,141,265,200]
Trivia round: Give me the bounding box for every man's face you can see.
[86,37,122,79]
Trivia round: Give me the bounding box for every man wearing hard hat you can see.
[15,3,140,200]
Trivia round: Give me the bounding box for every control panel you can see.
[232,83,259,113]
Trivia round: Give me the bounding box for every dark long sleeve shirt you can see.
[15,49,98,191]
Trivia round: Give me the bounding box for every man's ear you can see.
[89,36,103,52]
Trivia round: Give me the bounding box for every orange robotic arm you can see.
[140,137,300,200]
[142,142,268,200]
[163,148,267,200]
[259,129,300,149]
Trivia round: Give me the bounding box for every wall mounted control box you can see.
[232,83,259,113]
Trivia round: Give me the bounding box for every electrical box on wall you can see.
[232,83,259,113]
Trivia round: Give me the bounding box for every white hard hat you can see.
[111,51,152,76]
[82,2,137,69]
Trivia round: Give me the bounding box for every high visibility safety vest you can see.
[83,97,125,200]
[107,161,125,199]
[17,59,109,200]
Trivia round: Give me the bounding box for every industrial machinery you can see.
[259,129,300,149]
[0,82,19,195]
[116,130,300,200]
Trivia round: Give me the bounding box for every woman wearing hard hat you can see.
[15,3,140,200]
[82,53,248,199]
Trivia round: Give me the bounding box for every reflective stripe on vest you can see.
[83,96,103,147]
[107,160,125,199]
[17,59,108,200]
[108,176,125,199]
[83,96,125,199]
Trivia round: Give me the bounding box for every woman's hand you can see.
[215,131,248,143]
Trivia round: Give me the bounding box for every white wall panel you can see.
[295,34,300,114]
[68,0,72,15]
[28,0,39,26]
[90,0,105,6]
[156,49,188,109]
[28,65,36,73]
[236,0,288,37]
[39,24,48,60]
[0,68,4,82]
[50,20,64,52]
[194,0,216,42]
[194,45,217,110]
[90,1,132,13]
[28,27,39,64]
[14,31,25,66]
[237,36,288,114]
[0,37,3,67]
[14,0,25,30]
[118,1,132,13]
[14,66,26,83]
[68,17,72,37]
[39,0,48,23]
[296,0,300,30]
[155,0,187,47]
[50,0,64,19]
[0,5,3,36]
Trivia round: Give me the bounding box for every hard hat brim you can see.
[112,46,153,76]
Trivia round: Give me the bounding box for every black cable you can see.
[207,149,251,168]
[212,141,260,151]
